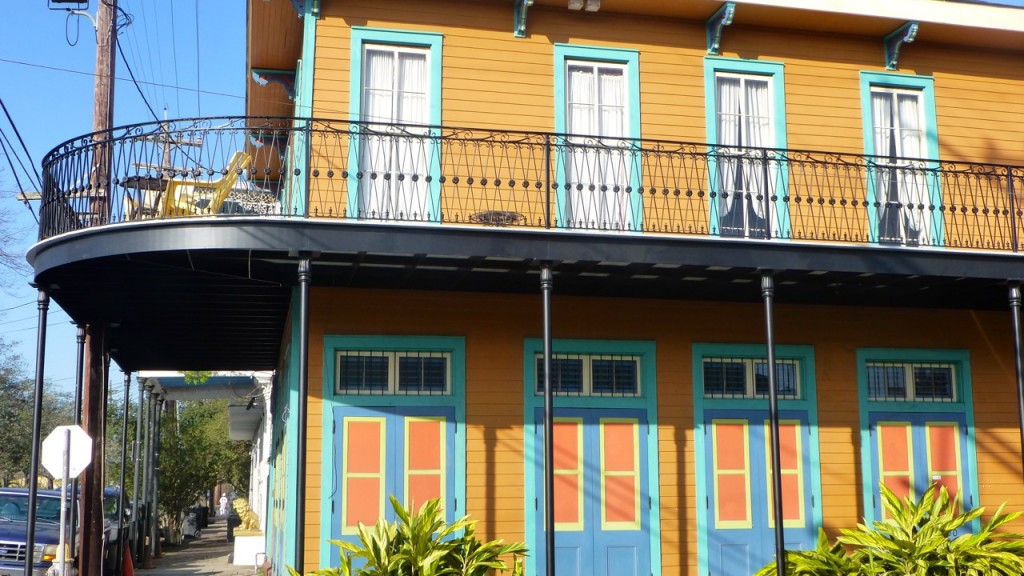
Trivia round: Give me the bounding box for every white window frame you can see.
[564,60,630,143]
[865,361,956,402]
[534,352,642,397]
[361,43,432,126]
[869,86,926,161]
[336,350,451,395]
[701,357,801,399]
[714,71,776,151]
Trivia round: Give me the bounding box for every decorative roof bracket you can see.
[289,0,319,18]
[706,2,736,55]
[514,0,534,38]
[252,68,297,100]
[884,21,918,70]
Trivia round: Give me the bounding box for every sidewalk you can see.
[134,516,256,576]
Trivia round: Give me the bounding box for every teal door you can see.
[867,411,974,533]
[703,409,815,575]
[534,408,651,576]
[331,406,456,546]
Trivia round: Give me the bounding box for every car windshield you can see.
[0,493,68,524]
[103,494,119,519]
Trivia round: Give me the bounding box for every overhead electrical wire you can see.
[0,97,42,191]
[0,58,246,103]
[168,0,182,116]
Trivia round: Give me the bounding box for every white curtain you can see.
[744,79,769,220]
[565,64,631,229]
[360,47,429,220]
[872,90,928,244]
[716,75,770,233]
[897,93,927,240]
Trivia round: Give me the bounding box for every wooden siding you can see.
[298,286,1024,574]
[312,0,1024,165]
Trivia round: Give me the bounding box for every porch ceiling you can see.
[29,219,1024,373]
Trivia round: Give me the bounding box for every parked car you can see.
[101,488,136,576]
[0,487,73,576]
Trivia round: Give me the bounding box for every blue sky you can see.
[1,1,245,392]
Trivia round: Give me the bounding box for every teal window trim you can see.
[703,57,790,238]
[522,338,661,576]
[348,28,443,220]
[692,343,822,576]
[858,71,943,245]
[285,12,317,216]
[553,44,643,230]
[320,335,466,567]
[856,348,978,526]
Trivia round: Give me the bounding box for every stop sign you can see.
[42,425,93,478]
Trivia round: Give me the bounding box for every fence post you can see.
[762,148,772,240]
[544,134,552,229]
[1010,166,1019,253]
[304,118,313,218]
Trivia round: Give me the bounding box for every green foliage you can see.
[182,371,213,385]
[288,496,526,576]
[0,338,74,486]
[755,483,1024,576]
[158,399,251,543]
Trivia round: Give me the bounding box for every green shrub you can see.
[756,483,1024,575]
[289,496,527,576]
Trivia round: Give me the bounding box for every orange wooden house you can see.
[28,0,1024,574]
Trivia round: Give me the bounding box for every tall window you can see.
[704,58,788,239]
[359,44,430,220]
[859,72,940,247]
[870,87,929,245]
[555,45,641,232]
[715,73,773,237]
[350,29,442,223]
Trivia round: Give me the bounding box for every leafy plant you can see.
[289,496,526,576]
[756,483,1024,575]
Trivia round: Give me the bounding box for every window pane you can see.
[592,358,638,395]
[913,366,953,400]
[339,355,389,393]
[867,364,907,400]
[536,357,584,394]
[754,362,798,398]
[703,360,746,397]
[398,356,447,394]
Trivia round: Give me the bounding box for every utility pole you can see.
[79,1,118,575]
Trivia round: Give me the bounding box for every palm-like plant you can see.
[756,483,1024,576]
[289,496,527,576]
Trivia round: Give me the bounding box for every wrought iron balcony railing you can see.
[39,116,1024,253]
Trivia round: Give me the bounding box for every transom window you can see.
[337,351,450,395]
[702,357,800,399]
[535,353,640,397]
[866,361,955,402]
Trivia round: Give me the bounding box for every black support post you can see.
[70,324,85,557]
[24,289,49,576]
[296,257,312,573]
[540,264,555,576]
[116,371,131,574]
[761,272,786,576]
[1009,284,1024,481]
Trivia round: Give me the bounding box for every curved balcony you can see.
[29,117,1024,370]
[38,116,1024,252]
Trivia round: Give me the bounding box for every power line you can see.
[0,97,43,191]
[168,0,182,116]
[115,36,160,122]
[0,57,246,102]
